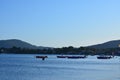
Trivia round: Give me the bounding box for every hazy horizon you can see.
[1,0,120,47]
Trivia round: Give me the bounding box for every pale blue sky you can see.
[0,0,120,47]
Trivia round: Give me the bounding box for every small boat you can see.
[67,55,87,59]
[57,55,67,58]
[97,55,112,59]
[36,56,48,58]
[36,56,48,60]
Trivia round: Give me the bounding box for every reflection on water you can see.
[0,54,120,80]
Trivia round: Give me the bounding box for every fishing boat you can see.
[97,55,112,59]
[36,56,48,60]
[36,56,48,58]
[57,55,67,58]
[67,55,87,59]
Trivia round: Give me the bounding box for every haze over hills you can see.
[0,39,51,49]
[88,40,120,49]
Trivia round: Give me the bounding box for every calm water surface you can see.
[0,54,120,80]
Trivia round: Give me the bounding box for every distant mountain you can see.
[0,39,51,49]
[88,40,120,49]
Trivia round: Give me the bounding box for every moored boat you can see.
[57,55,67,58]
[67,55,87,59]
[97,55,112,59]
[36,56,48,58]
[36,56,48,60]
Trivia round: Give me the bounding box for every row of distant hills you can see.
[0,39,120,49]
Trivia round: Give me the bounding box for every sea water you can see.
[0,54,120,80]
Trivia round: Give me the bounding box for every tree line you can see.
[0,46,120,56]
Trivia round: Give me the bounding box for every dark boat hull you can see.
[36,56,48,60]
[57,56,67,58]
[67,56,86,59]
[97,56,112,59]
[36,56,48,58]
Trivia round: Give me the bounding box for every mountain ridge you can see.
[88,40,120,49]
[0,39,51,49]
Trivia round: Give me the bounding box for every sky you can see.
[0,0,120,47]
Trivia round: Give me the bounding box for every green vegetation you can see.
[0,46,120,56]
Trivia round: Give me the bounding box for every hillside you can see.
[0,39,49,49]
[88,40,120,49]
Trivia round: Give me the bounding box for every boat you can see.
[36,56,48,60]
[97,55,112,59]
[36,56,48,58]
[67,55,87,59]
[57,55,67,58]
